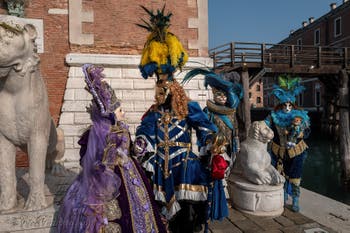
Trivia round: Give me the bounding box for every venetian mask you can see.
[213,89,227,106]
[114,106,125,121]
[283,102,293,113]
[155,74,172,105]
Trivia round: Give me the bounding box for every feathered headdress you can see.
[182,68,243,109]
[271,75,305,104]
[82,64,120,117]
[137,5,188,80]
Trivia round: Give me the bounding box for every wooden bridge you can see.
[209,41,350,182]
[209,42,350,79]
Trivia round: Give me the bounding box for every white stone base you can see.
[0,168,77,233]
[228,174,284,217]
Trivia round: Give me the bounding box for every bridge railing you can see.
[209,42,350,70]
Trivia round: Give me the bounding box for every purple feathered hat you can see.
[82,64,120,118]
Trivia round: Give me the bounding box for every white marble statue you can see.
[0,16,64,212]
[235,120,285,185]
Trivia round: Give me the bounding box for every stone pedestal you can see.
[0,168,77,233]
[228,173,284,216]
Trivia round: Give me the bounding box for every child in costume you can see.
[264,75,310,212]
[182,69,243,221]
[57,64,166,233]
[134,6,217,233]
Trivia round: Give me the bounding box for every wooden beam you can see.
[230,42,235,67]
[290,45,295,67]
[339,69,350,182]
[241,70,251,137]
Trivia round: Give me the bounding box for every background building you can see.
[263,0,349,109]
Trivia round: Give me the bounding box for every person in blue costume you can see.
[57,64,166,233]
[182,69,243,222]
[264,75,310,212]
[134,6,217,233]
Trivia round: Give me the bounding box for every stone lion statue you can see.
[234,121,285,185]
[0,16,64,211]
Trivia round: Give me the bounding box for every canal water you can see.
[301,132,350,205]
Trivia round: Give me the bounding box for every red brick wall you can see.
[72,0,199,56]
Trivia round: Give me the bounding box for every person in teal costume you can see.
[264,75,310,212]
[182,69,243,222]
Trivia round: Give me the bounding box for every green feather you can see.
[137,4,172,42]
[278,75,301,90]
[278,76,288,89]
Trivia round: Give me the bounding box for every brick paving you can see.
[208,207,336,233]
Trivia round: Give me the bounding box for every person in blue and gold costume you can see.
[265,75,310,212]
[134,6,217,233]
[182,69,243,222]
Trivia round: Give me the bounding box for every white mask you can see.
[283,102,293,113]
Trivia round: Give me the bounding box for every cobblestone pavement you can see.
[208,207,336,233]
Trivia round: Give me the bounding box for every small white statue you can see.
[0,16,64,212]
[235,121,285,185]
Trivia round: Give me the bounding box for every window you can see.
[314,29,320,45]
[256,97,261,104]
[315,91,321,106]
[315,83,321,106]
[297,93,303,106]
[256,85,261,92]
[334,17,342,37]
[297,38,302,51]
[249,92,252,98]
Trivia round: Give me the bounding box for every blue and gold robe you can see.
[135,101,217,219]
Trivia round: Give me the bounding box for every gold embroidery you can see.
[289,178,301,186]
[158,141,191,148]
[155,184,207,193]
[271,140,308,159]
[287,140,308,158]
[104,222,122,233]
[176,184,208,192]
[160,112,172,178]
[119,160,159,233]
[104,199,122,221]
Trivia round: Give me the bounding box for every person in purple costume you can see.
[57,64,166,233]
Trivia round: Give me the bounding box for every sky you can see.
[208,0,345,49]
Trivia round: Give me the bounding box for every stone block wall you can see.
[59,54,213,168]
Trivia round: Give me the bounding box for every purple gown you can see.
[57,109,166,233]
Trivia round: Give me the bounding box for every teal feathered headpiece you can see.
[271,75,305,104]
[182,68,243,109]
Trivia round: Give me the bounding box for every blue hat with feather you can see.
[182,68,243,109]
[271,75,305,104]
